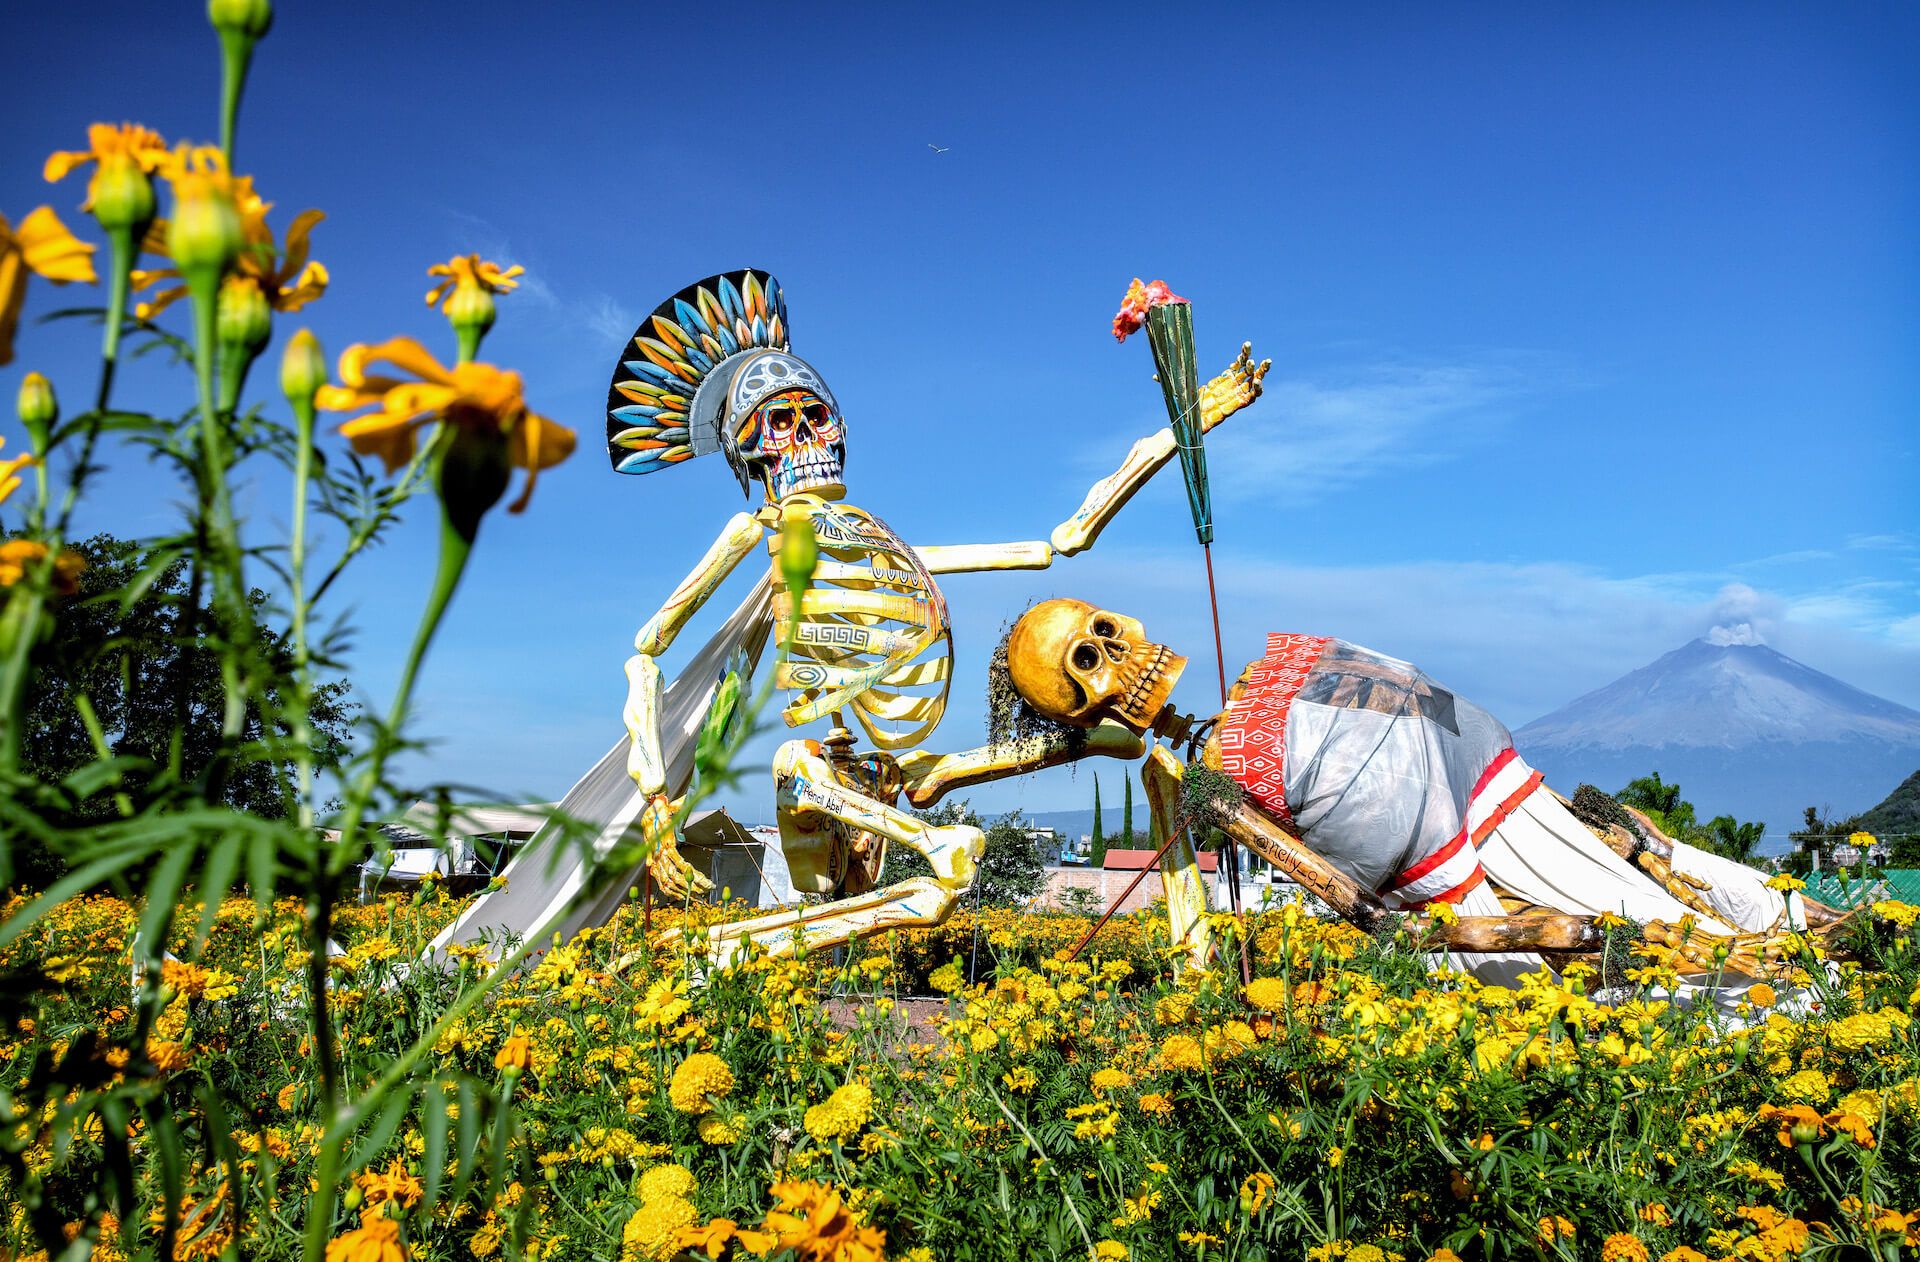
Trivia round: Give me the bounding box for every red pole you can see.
[1066,817,1194,964]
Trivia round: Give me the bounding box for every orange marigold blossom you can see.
[0,437,37,506]
[325,1212,408,1262]
[1758,1103,1825,1147]
[44,124,171,214]
[316,337,575,513]
[493,1033,533,1073]
[1,207,97,365]
[425,254,523,311]
[133,171,326,320]
[158,145,243,275]
[0,539,86,595]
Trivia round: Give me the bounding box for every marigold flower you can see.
[0,438,37,507]
[1536,1215,1575,1244]
[1244,976,1288,1012]
[1825,1110,1874,1147]
[1,207,97,366]
[1747,982,1777,1008]
[1601,1233,1649,1262]
[134,175,326,320]
[1137,1092,1173,1116]
[668,1052,735,1115]
[0,539,86,595]
[1765,873,1806,892]
[622,1196,695,1262]
[804,1081,873,1143]
[637,1163,697,1203]
[1092,1241,1129,1261]
[758,1181,886,1262]
[316,337,574,514]
[325,1213,408,1262]
[160,145,244,276]
[1157,1033,1204,1071]
[1348,1248,1385,1262]
[697,1114,741,1145]
[1239,1170,1275,1215]
[1111,277,1186,342]
[1778,1067,1831,1106]
[355,1159,423,1208]
[1759,1103,1826,1148]
[16,371,56,451]
[146,1040,191,1072]
[493,1033,533,1074]
[44,124,171,226]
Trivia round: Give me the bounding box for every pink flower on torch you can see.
[1112,277,1187,342]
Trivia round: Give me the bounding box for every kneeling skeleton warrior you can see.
[606,270,1269,966]
[997,599,1843,980]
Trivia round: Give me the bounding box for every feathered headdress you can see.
[605,269,838,495]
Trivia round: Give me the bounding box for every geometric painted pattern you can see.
[1217,633,1330,833]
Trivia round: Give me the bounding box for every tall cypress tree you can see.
[1123,775,1136,848]
[1090,774,1106,867]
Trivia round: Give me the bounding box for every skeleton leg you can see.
[1140,748,1215,972]
[671,739,984,968]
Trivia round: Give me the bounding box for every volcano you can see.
[1514,635,1920,838]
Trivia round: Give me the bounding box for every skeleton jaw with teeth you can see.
[734,388,846,503]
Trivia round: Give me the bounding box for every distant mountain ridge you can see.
[1516,635,1920,835]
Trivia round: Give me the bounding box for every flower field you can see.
[3,885,1917,1261]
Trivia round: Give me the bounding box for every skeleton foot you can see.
[661,877,960,968]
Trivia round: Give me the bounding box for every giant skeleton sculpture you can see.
[997,598,1847,984]
[589,270,1271,966]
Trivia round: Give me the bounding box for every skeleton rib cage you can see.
[768,496,953,751]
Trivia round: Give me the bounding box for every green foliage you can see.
[1090,772,1106,868]
[883,800,1046,908]
[1618,770,1767,866]
[1122,772,1135,848]
[8,532,356,889]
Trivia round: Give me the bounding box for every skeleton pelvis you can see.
[772,740,902,896]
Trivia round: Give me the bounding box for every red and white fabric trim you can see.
[1387,748,1544,908]
[1218,633,1331,831]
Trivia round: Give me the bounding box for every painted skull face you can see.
[733,388,846,502]
[1006,598,1186,733]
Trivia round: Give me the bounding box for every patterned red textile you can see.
[1216,633,1330,831]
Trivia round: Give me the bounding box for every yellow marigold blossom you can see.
[1830,1011,1891,1052]
[668,1052,734,1115]
[1727,1158,1785,1192]
[1778,1068,1831,1106]
[133,174,326,320]
[622,1196,695,1262]
[0,438,37,506]
[1347,1247,1385,1262]
[1113,1185,1161,1225]
[1003,1066,1038,1094]
[1092,1241,1129,1261]
[0,539,84,595]
[1747,982,1777,1008]
[1826,1110,1874,1147]
[325,1212,408,1262]
[1138,1093,1174,1116]
[1158,1034,1204,1071]
[157,145,244,274]
[1427,1251,1464,1262]
[1179,1231,1225,1248]
[147,1040,191,1072]
[1596,1231,1650,1262]
[1154,992,1194,1025]
[1639,1204,1671,1227]
[636,1163,696,1204]
[750,1181,885,1262]
[316,337,575,513]
[1765,873,1806,892]
[1244,976,1288,1012]
[1239,1170,1275,1215]
[1836,1088,1883,1125]
[1,206,97,366]
[425,254,523,310]
[697,1114,741,1146]
[43,124,171,211]
[493,1034,533,1074]
[1326,1145,1344,1169]
[1871,899,1919,928]
[1537,1215,1575,1245]
[805,1081,873,1144]
[929,961,966,993]
[1091,1067,1133,1094]
[1660,1250,1714,1262]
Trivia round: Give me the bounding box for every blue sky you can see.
[5,2,1917,822]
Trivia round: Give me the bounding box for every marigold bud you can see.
[167,176,243,276]
[91,154,156,234]
[208,0,272,38]
[444,278,497,343]
[281,329,326,408]
[779,504,818,597]
[215,274,271,356]
[16,373,57,452]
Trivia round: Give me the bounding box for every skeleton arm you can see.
[623,511,766,795]
[897,722,1146,808]
[1053,343,1270,557]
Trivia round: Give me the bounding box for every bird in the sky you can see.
[927,144,950,154]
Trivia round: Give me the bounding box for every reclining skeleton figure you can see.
[993,598,1845,980]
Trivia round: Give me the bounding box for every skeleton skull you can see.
[733,388,846,502]
[1006,598,1186,733]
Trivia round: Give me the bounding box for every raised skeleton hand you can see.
[640,792,713,901]
[1198,342,1272,433]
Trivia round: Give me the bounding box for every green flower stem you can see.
[218,32,251,166]
[288,390,317,827]
[455,322,482,366]
[53,223,133,539]
[187,269,248,744]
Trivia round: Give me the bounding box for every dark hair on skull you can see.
[986,606,1087,755]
